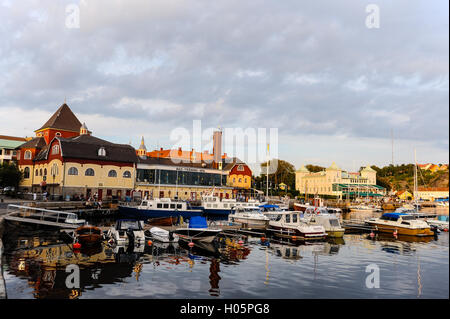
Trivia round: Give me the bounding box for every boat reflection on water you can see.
[267,238,343,261]
[366,233,435,255]
[4,234,149,299]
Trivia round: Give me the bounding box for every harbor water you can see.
[1,208,448,299]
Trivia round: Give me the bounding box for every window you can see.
[68,167,78,175]
[85,168,95,176]
[237,164,244,171]
[170,204,175,209]
[35,169,38,176]
[123,171,131,178]
[51,145,60,154]
[238,178,242,183]
[40,169,43,176]
[24,150,32,160]
[98,147,106,156]
[157,203,163,209]
[177,204,182,209]
[292,214,297,223]
[43,168,47,176]
[23,167,30,179]
[55,132,61,136]
[108,170,117,177]
[163,204,169,209]
[285,214,291,223]
[50,163,58,176]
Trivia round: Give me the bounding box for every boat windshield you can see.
[329,219,340,227]
[401,215,415,221]
[118,220,142,230]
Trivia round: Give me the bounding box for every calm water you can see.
[1,209,448,299]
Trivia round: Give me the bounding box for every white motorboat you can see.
[426,215,449,231]
[365,212,435,237]
[350,204,382,213]
[228,207,270,228]
[146,226,179,243]
[107,219,146,247]
[201,193,237,215]
[268,211,327,241]
[301,208,345,238]
[64,213,86,225]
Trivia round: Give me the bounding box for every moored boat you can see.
[228,207,270,229]
[175,216,222,243]
[119,197,203,220]
[75,225,103,245]
[267,211,327,241]
[301,209,345,238]
[107,219,146,247]
[365,212,435,237]
[146,226,179,243]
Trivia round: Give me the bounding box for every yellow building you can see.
[17,104,137,200]
[295,162,385,199]
[397,190,413,200]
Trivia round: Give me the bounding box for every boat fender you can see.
[147,240,152,246]
[188,242,195,248]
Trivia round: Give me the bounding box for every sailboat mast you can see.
[414,149,418,208]
[266,143,269,198]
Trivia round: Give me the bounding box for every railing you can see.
[6,204,81,225]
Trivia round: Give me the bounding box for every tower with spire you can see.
[137,136,147,158]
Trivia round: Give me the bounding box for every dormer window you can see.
[98,147,106,156]
[52,145,60,155]
[24,150,32,160]
[237,164,244,171]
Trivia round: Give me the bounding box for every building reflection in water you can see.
[208,258,221,297]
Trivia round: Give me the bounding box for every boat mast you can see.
[414,149,418,210]
[266,143,269,199]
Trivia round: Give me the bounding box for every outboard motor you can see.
[126,227,135,248]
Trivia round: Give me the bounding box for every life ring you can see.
[314,207,320,214]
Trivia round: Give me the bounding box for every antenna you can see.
[391,129,394,166]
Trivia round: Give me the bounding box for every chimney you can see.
[213,130,222,168]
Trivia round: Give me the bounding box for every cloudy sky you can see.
[0,0,448,173]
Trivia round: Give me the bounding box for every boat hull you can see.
[147,216,178,226]
[203,208,233,216]
[268,225,326,241]
[229,216,268,228]
[325,229,345,238]
[119,205,203,220]
[366,222,435,236]
[175,228,221,243]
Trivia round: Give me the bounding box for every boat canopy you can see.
[260,204,279,208]
[189,216,208,229]
[382,212,408,219]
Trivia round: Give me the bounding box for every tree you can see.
[261,159,296,191]
[305,164,325,173]
[0,162,23,190]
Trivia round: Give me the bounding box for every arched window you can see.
[238,178,242,183]
[68,167,78,175]
[51,163,58,176]
[98,147,106,156]
[108,170,117,177]
[123,171,131,178]
[23,167,30,179]
[85,168,95,176]
[35,169,38,176]
[24,150,32,160]
[51,145,60,154]
[39,168,43,176]
[43,168,47,176]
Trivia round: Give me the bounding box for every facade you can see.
[295,162,385,199]
[416,187,449,201]
[397,190,413,200]
[134,138,252,200]
[17,103,137,200]
[0,135,28,164]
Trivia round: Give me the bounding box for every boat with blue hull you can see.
[118,197,204,220]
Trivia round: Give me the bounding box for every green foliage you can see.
[0,162,23,190]
[305,164,325,173]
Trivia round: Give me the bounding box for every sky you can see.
[0,0,448,174]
